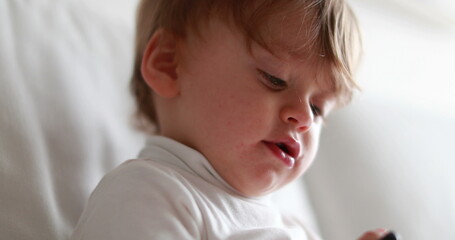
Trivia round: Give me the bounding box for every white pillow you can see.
[0,1,144,239]
[306,94,455,240]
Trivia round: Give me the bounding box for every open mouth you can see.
[263,140,300,168]
[275,141,299,159]
[276,143,291,156]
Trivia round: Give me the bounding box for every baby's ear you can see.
[141,29,179,98]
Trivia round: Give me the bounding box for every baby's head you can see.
[132,0,361,197]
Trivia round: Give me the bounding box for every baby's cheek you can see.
[215,99,265,131]
[302,127,322,160]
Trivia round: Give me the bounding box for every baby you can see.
[71,0,393,239]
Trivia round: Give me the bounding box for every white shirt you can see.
[71,136,319,240]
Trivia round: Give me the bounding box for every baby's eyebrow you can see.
[250,41,296,62]
[312,74,340,97]
[253,45,284,61]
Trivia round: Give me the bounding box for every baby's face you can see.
[167,18,337,197]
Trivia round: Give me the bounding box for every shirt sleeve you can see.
[71,160,203,240]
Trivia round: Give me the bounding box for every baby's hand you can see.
[357,229,399,240]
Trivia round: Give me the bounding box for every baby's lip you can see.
[264,137,301,160]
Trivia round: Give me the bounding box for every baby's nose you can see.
[279,102,313,132]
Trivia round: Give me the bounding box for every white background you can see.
[349,0,455,118]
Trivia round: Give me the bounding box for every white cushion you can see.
[0,1,144,239]
[306,94,455,240]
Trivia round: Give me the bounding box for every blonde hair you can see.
[131,0,362,132]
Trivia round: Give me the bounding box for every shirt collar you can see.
[138,135,271,203]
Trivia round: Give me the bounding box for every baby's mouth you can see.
[263,140,300,168]
[273,140,299,160]
[276,143,291,156]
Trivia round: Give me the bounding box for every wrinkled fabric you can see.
[71,136,319,240]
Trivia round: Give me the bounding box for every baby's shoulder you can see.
[94,158,194,200]
[113,158,180,178]
[90,159,198,205]
[72,158,204,239]
[82,158,201,217]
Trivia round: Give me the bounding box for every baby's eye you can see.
[258,70,287,91]
[310,103,323,118]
